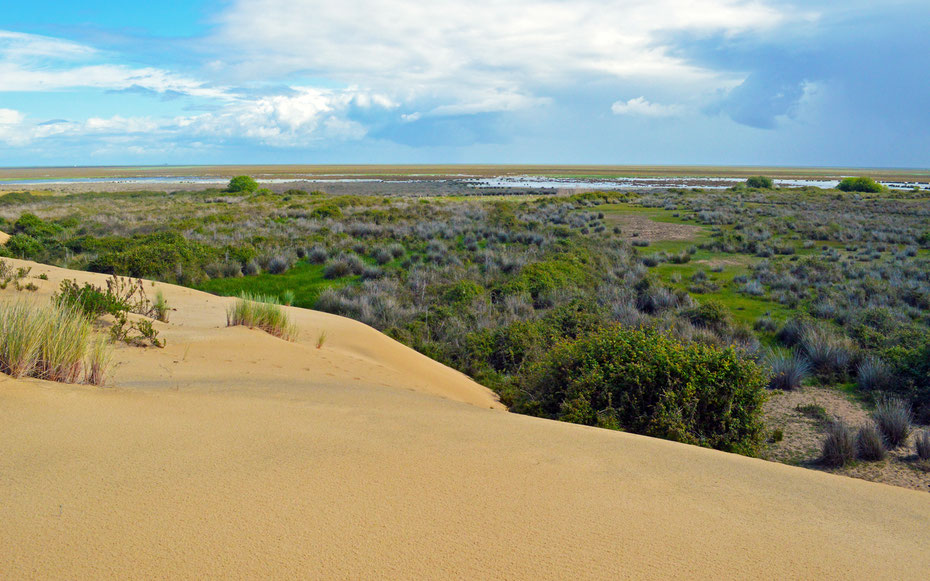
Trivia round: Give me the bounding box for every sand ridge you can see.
[1,258,929,579]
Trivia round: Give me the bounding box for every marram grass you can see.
[226,293,298,341]
[0,299,111,385]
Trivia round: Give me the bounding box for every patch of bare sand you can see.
[0,230,8,245]
[604,213,703,242]
[763,386,930,492]
[2,259,930,579]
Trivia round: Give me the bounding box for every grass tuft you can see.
[821,421,856,467]
[0,299,111,385]
[916,431,930,461]
[873,396,911,449]
[856,423,886,461]
[766,350,811,390]
[226,293,298,341]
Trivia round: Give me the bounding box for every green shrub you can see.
[3,233,45,259]
[310,205,343,219]
[55,279,129,318]
[87,232,216,278]
[746,176,774,189]
[685,299,732,331]
[13,213,62,240]
[0,191,39,206]
[520,325,767,454]
[227,175,259,193]
[443,280,485,305]
[837,176,883,193]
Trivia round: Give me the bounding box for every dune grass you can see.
[0,299,110,385]
[226,293,298,341]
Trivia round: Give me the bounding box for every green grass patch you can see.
[196,261,351,308]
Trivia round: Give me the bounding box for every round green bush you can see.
[520,325,767,454]
[227,175,259,193]
[746,176,774,189]
[837,176,883,193]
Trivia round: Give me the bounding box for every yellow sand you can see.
[0,230,9,245]
[1,259,928,580]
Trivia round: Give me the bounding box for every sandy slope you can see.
[1,259,929,579]
[0,230,9,245]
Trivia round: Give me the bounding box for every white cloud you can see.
[611,97,682,117]
[210,0,790,113]
[179,87,388,146]
[0,30,231,99]
[0,30,96,61]
[0,108,28,146]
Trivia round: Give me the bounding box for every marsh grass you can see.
[0,299,110,384]
[227,293,298,340]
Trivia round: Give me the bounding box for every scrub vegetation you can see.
[2,176,930,469]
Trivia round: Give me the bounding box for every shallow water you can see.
[0,174,925,191]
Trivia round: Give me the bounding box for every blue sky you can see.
[0,0,927,167]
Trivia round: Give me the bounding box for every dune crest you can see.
[1,259,928,579]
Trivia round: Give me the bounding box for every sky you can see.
[0,0,928,167]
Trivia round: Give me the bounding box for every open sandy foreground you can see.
[1,257,929,579]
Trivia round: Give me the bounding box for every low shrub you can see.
[520,325,767,454]
[227,175,259,193]
[873,396,911,448]
[746,176,774,189]
[226,293,298,340]
[837,176,882,193]
[856,423,886,461]
[821,421,856,467]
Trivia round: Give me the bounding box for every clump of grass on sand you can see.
[0,299,111,385]
[226,293,298,341]
[856,423,886,461]
[915,431,930,461]
[821,421,856,467]
[873,396,912,449]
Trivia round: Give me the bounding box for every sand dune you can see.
[0,230,9,245]
[1,258,928,579]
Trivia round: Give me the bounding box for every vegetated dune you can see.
[1,259,929,580]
